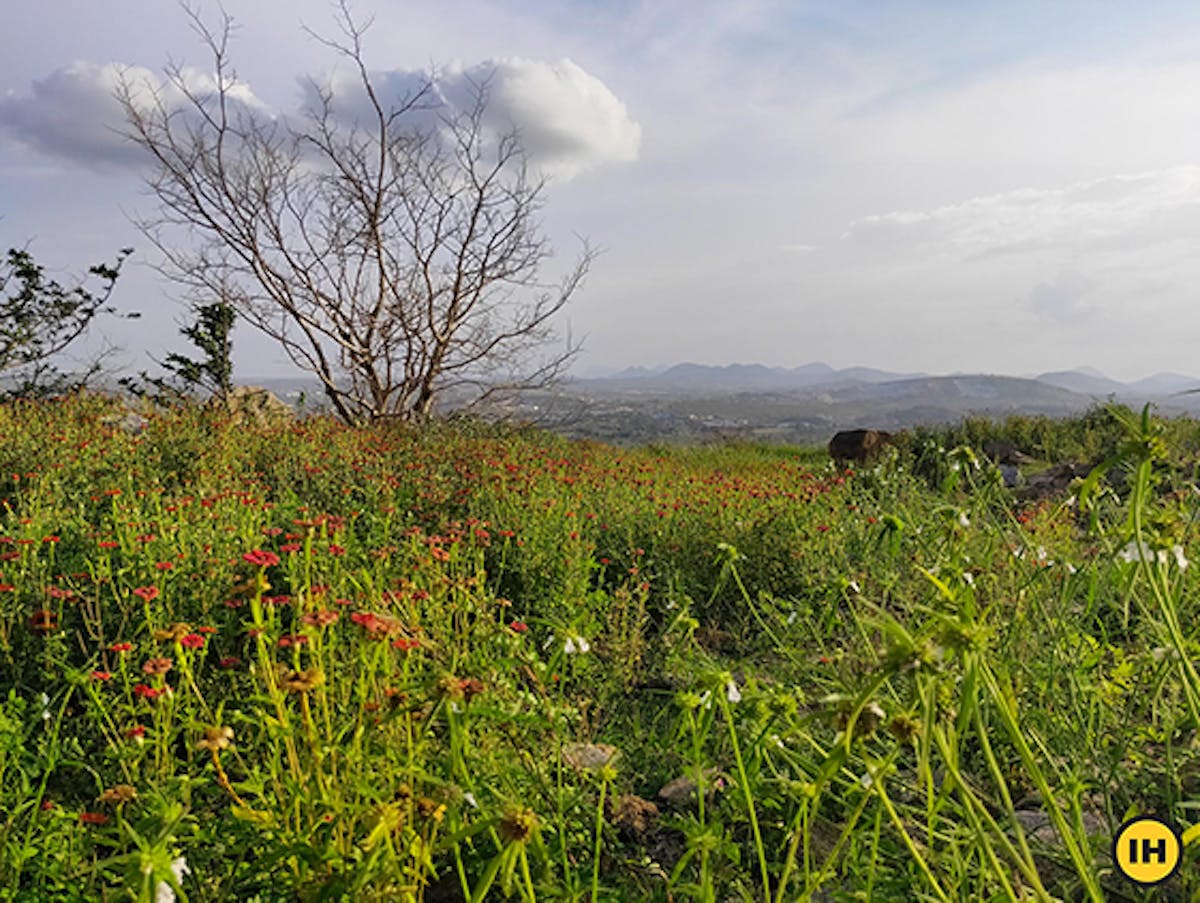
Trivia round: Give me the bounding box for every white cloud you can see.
[3,56,639,182]
[307,58,640,181]
[842,166,1200,259]
[0,61,271,169]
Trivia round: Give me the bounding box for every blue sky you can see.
[4,0,1200,382]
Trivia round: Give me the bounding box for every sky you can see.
[4,0,1200,383]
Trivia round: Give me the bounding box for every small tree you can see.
[118,4,592,425]
[0,246,132,398]
[122,296,235,404]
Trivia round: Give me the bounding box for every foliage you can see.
[121,298,235,404]
[0,394,1197,898]
[0,247,131,399]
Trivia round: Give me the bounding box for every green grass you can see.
[0,393,1196,900]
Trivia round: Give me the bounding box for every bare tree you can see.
[117,3,591,424]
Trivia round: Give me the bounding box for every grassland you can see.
[0,394,1197,900]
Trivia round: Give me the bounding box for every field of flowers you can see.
[0,394,1197,900]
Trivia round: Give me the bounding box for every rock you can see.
[983,440,1036,465]
[828,429,895,467]
[610,794,659,840]
[562,742,620,772]
[999,463,1023,488]
[214,386,292,428]
[658,768,726,806]
[101,405,149,436]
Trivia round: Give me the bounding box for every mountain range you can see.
[573,362,1200,400]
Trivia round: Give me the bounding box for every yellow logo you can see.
[1113,816,1181,886]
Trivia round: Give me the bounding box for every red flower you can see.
[196,625,217,634]
[133,684,163,699]
[154,561,173,571]
[277,634,308,648]
[90,671,112,681]
[79,811,109,826]
[30,609,58,634]
[510,620,529,633]
[218,656,242,669]
[42,535,60,544]
[327,544,346,557]
[0,584,13,592]
[179,634,205,650]
[109,641,133,653]
[132,586,159,602]
[391,637,420,652]
[98,541,119,549]
[125,725,146,739]
[141,657,173,676]
[243,549,280,567]
[280,543,302,553]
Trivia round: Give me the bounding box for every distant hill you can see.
[1034,369,1126,396]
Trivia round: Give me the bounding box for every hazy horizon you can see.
[5,1,1200,386]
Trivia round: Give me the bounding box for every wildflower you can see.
[126,724,147,742]
[242,549,280,568]
[196,725,234,752]
[133,684,164,700]
[153,622,191,642]
[300,610,339,628]
[132,586,160,602]
[179,633,205,650]
[218,656,242,669]
[109,641,133,653]
[510,620,529,633]
[30,609,58,634]
[154,561,173,571]
[1174,545,1190,570]
[142,657,173,676]
[499,807,537,844]
[280,668,325,693]
[79,811,109,826]
[97,784,138,805]
[90,671,112,681]
[280,543,302,553]
[563,634,590,655]
[391,636,419,652]
[725,677,742,704]
[155,856,190,903]
[277,634,308,648]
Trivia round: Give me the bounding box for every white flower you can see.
[564,634,590,655]
[1174,545,1190,570]
[858,772,874,789]
[155,856,190,903]
[725,678,741,704]
[847,579,861,594]
[958,512,970,528]
[1118,540,1151,563]
[961,571,974,586]
[463,792,478,809]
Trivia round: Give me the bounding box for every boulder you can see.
[828,429,894,466]
[214,386,292,428]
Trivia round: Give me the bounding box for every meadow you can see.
[0,393,1197,901]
